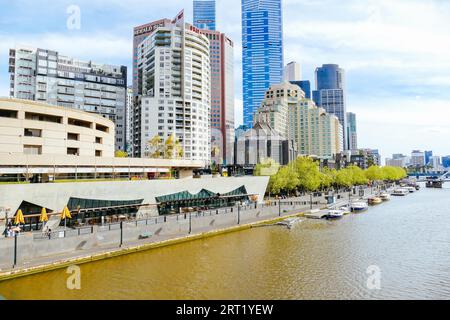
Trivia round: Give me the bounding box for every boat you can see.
[415,185,420,191]
[325,210,345,220]
[379,193,391,201]
[350,202,369,213]
[277,217,302,229]
[339,206,352,215]
[368,197,382,205]
[404,186,415,193]
[392,188,409,196]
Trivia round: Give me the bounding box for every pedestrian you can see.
[2,227,7,238]
[47,228,52,240]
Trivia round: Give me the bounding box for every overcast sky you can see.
[1,0,450,160]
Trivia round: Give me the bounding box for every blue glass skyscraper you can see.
[242,0,284,128]
[313,64,348,150]
[290,80,311,99]
[193,0,216,31]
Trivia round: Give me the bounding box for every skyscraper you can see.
[346,112,357,150]
[290,80,311,99]
[242,0,284,128]
[313,64,347,150]
[199,28,235,165]
[424,150,433,165]
[284,61,301,82]
[9,46,128,151]
[193,0,216,31]
[132,13,212,165]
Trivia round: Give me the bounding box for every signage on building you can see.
[134,22,166,36]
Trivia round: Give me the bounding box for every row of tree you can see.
[255,157,407,195]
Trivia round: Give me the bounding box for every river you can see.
[1,183,449,300]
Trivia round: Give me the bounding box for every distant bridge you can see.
[410,171,450,182]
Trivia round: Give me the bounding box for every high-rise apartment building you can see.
[126,86,133,154]
[290,98,343,159]
[193,0,216,31]
[242,0,284,128]
[411,150,425,167]
[132,14,211,165]
[284,61,301,82]
[9,46,127,151]
[200,29,235,165]
[254,82,304,140]
[313,64,347,150]
[346,112,357,150]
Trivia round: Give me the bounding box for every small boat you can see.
[350,202,369,212]
[415,185,420,191]
[277,217,302,229]
[368,197,382,205]
[339,206,351,215]
[379,193,391,201]
[404,186,415,193]
[325,210,345,220]
[392,188,409,196]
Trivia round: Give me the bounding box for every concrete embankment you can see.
[0,209,307,282]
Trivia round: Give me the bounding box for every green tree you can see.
[365,165,384,182]
[293,157,322,192]
[164,134,184,159]
[254,158,280,177]
[115,150,129,158]
[147,135,164,158]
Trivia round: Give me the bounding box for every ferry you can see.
[392,188,409,196]
[350,202,369,213]
[379,193,391,201]
[368,197,383,205]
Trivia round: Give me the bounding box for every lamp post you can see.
[310,193,313,210]
[13,232,18,268]
[278,199,281,217]
[237,205,241,225]
[189,213,192,234]
[119,221,123,248]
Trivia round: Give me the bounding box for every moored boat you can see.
[392,188,409,196]
[368,197,382,205]
[379,193,391,201]
[405,186,415,193]
[325,210,345,220]
[350,202,369,212]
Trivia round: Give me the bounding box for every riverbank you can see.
[0,209,308,282]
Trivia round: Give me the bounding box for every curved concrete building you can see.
[0,98,115,157]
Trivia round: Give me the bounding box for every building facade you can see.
[9,47,127,151]
[235,121,296,166]
[290,80,311,99]
[312,64,347,150]
[0,98,115,158]
[132,16,211,166]
[346,112,357,150]
[126,86,133,154]
[242,0,284,128]
[193,0,216,31]
[410,150,425,167]
[441,156,450,169]
[200,29,235,166]
[284,61,301,82]
[254,82,304,140]
[290,98,343,159]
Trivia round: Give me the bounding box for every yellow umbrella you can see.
[39,208,49,223]
[14,210,25,225]
[61,206,72,220]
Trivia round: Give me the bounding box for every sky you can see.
[1,0,450,161]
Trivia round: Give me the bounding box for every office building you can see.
[424,150,433,166]
[312,64,347,150]
[386,157,408,168]
[346,112,357,150]
[290,80,311,99]
[441,156,450,169]
[410,150,425,167]
[132,13,211,165]
[9,46,127,151]
[284,61,301,82]
[126,86,133,154]
[242,0,284,128]
[200,28,235,165]
[193,0,216,31]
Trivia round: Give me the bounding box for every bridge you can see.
[409,171,450,182]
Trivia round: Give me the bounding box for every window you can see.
[0,109,18,118]
[95,137,103,144]
[68,118,92,128]
[95,150,102,157]
[24,145,42,155]
[25,112,62,123]
[96,123,109,133]
[67,148,79,156]
[24,128,42,138]
[67,133,79,141]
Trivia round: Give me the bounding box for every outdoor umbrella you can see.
[14,209,25,226]
[61,206,72,229]
[39,207,49,230]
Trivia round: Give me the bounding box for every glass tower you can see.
[242,0,284,128]
[313,64,348,150]
[193,0,216,31]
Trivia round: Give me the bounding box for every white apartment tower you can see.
[132,16,211,165]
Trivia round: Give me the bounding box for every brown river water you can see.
[1,183,449,300]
